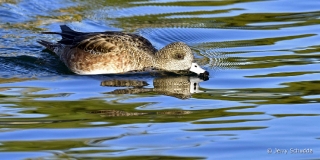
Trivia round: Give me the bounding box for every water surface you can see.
[0,0,320,159]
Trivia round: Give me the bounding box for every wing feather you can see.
[40,25,157,55]
[75,34,119,54]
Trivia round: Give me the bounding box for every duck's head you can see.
[155,42,209,78]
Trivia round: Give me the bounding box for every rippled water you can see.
[0,0,320,159]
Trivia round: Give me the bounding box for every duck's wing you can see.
[41,25,157,55]
[72,32,157,55]
[41,25,125,54]
[72,33,121,54]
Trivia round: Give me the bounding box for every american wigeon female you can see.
[38,25,209,77]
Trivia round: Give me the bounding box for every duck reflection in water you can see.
[101,75,208,99]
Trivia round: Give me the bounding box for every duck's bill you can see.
[189,63,209,79]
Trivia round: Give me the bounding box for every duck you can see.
[37,25,209,78]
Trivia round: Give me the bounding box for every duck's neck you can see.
[152,49,168,70]
[134,51,158,71]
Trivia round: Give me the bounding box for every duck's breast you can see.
[64,48,152,75]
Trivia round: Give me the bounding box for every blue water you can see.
[0,0,320,159]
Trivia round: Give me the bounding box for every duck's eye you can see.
[173,53,185,60]
[194,65,197,67]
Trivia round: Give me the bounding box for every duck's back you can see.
[57,25,157,55]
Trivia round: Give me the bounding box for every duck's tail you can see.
[37,40,66,57]
[37,40,57,52]
[39,25,82,45]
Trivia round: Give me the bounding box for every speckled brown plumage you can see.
[37,25,208,75]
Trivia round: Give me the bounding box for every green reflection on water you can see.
[193,80,320,104]
[0,0,320,159]
[1,96,263,128]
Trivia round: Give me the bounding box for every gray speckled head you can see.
[154,42,205,75]
[155,42,192,71]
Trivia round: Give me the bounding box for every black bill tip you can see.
[199,71,209,81]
